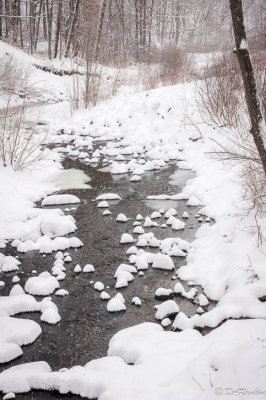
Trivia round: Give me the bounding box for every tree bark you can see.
[64,0,81,58]
[95,0,108,62]
[229,0,266,175]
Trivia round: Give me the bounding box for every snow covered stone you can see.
[164,208,177,218]
[41,194,80,206]
[55,289,69,296]
[116,213,129,222]
[126,246,138,255]
[154,288,174,301]
[151,211,161,219]
[187,196,201,207]
[155,300,179,320]
[174,282,185,295]
[132,297,141,306]
[107,294,126,312]
[133,226,145,235]
[161,318,171,327]
[198,293,209,306]
[96,193,121,201]
[136,238,148,247]
[25,272,59,296]
[94,281,104,291]
[120,233,134,244]
[100,291,110,300]
[74,264,82,273]
[171,218,186,230]
[103,210,112,216]
[12,276,20,283]
[97,201,109,208]
[64,256,72,262]
[55,251,64,259]
[3,393,16,400]
[9,284,25,296]
[83,264,95,273]
[182,211,189,219]
[130,175,141,182]
[40,300,61,325]
[0,254,20,273]
[143,217,158,227]
[40,214,77,238]
[152,254,174,270]
[136,214,143,221]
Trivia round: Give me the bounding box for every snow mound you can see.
[25,272,59,296]
[152,254,175,270]
[96,193,121,200]
[41,194,80,206]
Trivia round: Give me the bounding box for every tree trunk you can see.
[229,0,266,176]
[54,0,62,58]
[64,0,81,58]
[94,0,108,62]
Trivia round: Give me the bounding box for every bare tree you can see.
[229,0,266,175]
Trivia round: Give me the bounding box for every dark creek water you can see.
[0,153,210,400]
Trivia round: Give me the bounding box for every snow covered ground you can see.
[1,42,266,399]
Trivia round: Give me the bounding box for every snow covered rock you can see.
[96,193,121,201]
[25,272,59,296]
[154,288,174,301]
[116,214,129,222]
[100,291,110,300]
[97,201,109,208]
[120,233,134,244]
[155,300,179,320]
[152,254,175,270]
[83,264,95,273]
[132,297,141,306]
[94,282,104,291]
[107,294,126,313]
[41,194,80,206]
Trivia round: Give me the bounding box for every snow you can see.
[136,214,143,220]
[132,297,141,306]
[187,195,201,206]
[0,316,41,363]
[74,264,82,273]
[94,282,105,291]
[116,213,129,222]
[96,193,121,200]
[155,300,179,320]
[107,294,126,312]
[154,288,173,300]
[103,210,112,216]
[133,226,145,234]
[3,393,16,400]
[151,211,161,219]
[97,201,109,208]
[198,293,209,306]
[120,233,134,244]
[1,44,266,399]
[161,318,171,327]
[152,253,175,271]
[171,218,186,230]
[41,194,80,206]
[100,291,110,300]
[83,264,95,273]
[24,272,59,296]
[55,289,69,296]
[130,175,141,182]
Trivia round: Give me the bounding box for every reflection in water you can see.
[53,168,91,190]
[144,199,180,211]
[169,169,195,187]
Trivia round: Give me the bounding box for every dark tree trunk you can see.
[64,0,80,58]
[54,0,62,58]
[95,0,108,62]
[229,0,266,175]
